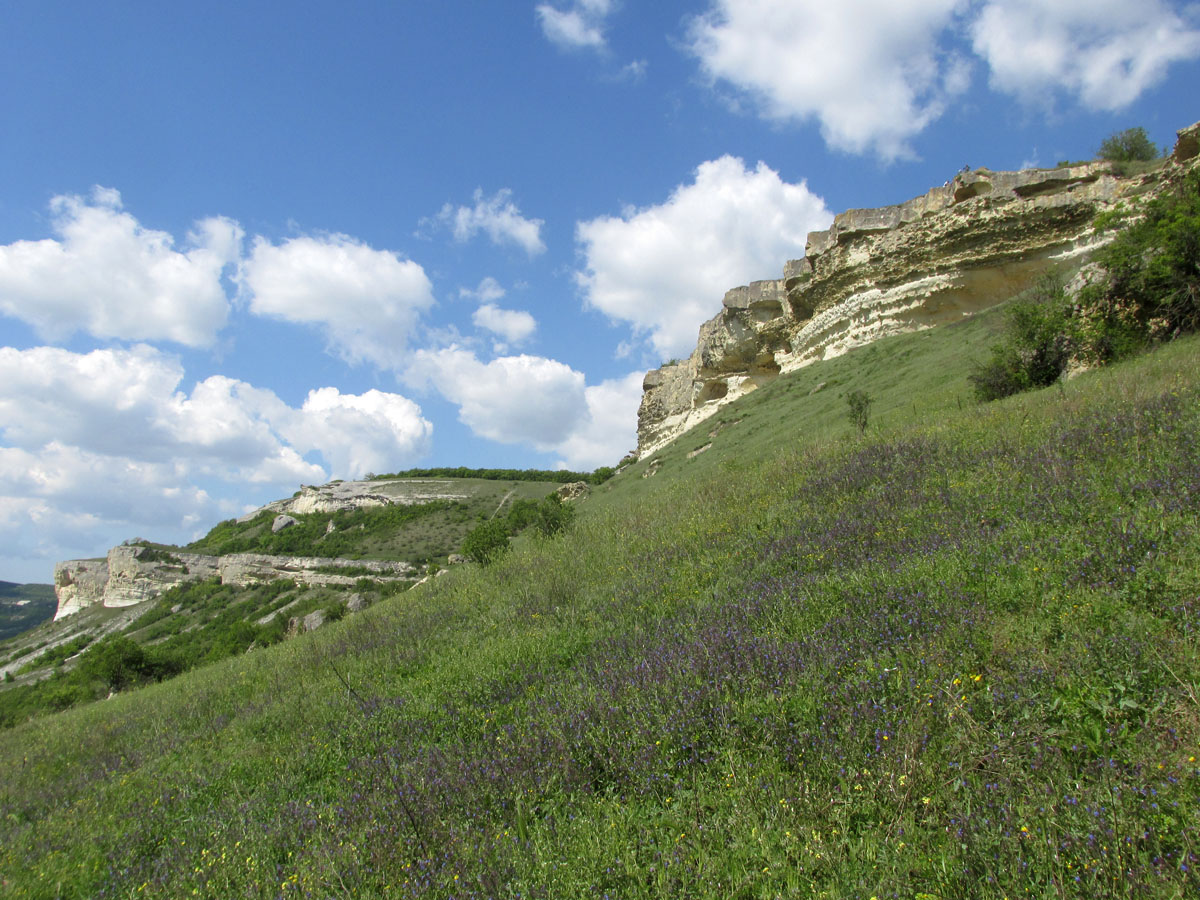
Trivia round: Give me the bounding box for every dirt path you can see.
[490,488,516,519]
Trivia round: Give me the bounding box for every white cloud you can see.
[0,443,223,534]
[552,371,643,470]
[575,155,832,359]
[239,233,435,369]
[433,189,546,256]
[536,0,615,51]
[280,387,433,480]
[472,303,538,346]
[687,0,969,159]
[971,0,1200,110]
[459,276,508,303]
[407,347,587,448]
[0,345,433,571]
[0,186,240,346]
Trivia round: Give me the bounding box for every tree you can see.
[1098,127,1159,163]
[846,390,872,433]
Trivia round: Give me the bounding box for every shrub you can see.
[846,390,872,433]
[970,274,1073,401]
[590,466,615,484]
[1098,127,1160,163]
[461,520,510,565]
[532,494,575,537]
[1077,168,1200,358]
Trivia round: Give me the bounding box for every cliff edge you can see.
[637,120,1200,458]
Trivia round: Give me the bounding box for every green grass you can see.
[1,309,1199,898]
[184,478,565,563]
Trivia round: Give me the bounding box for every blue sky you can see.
[2,0,1199,583]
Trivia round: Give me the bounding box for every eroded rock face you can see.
[239,478,476,522]
[52,545,417,619]
[636,120,1200,457]
[52,559,109,620]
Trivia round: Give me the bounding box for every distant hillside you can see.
[0,582,55,640]
[1,476,577,728]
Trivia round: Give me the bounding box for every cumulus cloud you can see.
[575,155,832,359]
[279,387,433,480]
[536,0,615,51]
[0,345,433,568]
[552,370,644,470]
[970,0,1200,110]
[432,189,546,256]
[472,303,538,347]
[0,186,240,345]
[407,347,587,448]
[239,233,435,369]
[687,0,969,159]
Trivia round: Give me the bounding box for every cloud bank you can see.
[687,0,1200,159]
[0,345,432,566]
[0,187,240,346]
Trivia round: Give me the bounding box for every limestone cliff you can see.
[238,478,476,522]
[54,544,416,620]
[52,477,501,619]
[637,120,1200,457]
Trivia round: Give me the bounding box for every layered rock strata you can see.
[637,120,1200,457]
[239,478,475,522]
[53,544,417,620]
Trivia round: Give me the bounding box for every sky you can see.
[1,0,1199,584]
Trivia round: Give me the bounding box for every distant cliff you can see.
[53,545,417,620]
[51,478,445,619]
[637,120,1200,458]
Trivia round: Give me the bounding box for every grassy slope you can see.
[184,477,565,563]
[0,582,56,641]
[2,310,1199,898]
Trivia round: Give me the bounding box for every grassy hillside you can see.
[184,477,568,563]
[0,477,572,729]
[2,308,1199,898]
[0,582,55,641]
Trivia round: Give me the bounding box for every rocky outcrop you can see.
[239,478,476,522]
[555,481,591,502]
[53,543,417,620]
[52,559,110,620]
[637,120,1200,457]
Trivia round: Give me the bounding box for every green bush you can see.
[970,274,1073,401]
[1097,127,1160,163]
[1077,168,1200,358]
[531,494,574,537]
[461,520,510,565]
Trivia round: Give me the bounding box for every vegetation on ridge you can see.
[971,167,1200,402]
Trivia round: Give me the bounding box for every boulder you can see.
[272,515,299,533]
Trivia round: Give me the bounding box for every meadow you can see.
[1,307,1197,898]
